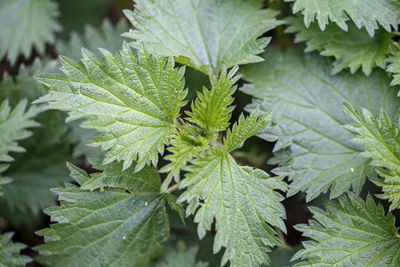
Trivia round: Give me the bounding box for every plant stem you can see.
[165,183,180,194]
[275,227,288,247]
[160,174,173,192]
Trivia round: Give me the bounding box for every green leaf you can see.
[268,246,301,267]
[57,18,129,61]
[0,0,60,64]
[0,99,41,164]
[0,58,68,148]
[345,105,400,210]
[35,46,187,171]
[0,59,59,106]
[155,241,208,267]
[186,66,239,133]
[387,45,400,86]
[0,232,32,267]
[241,48,400,201]
[78,159,161,192]
[0,148,70,219]
[55,18,129,159]
[286,0,400,37]
[124,0,283,74]
[286,17,393,75]
[179,149,287,266]
[0,99,41,194]
[225,111,272,152]
[161,128,209,183]
[35,162,169,266]
[293,193,400,266]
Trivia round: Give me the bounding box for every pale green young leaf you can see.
[124,0,283,74]
[179,149,287,266]
[186,67,239,133]
[160,128,209,183]
[241,48,400,201]
[293,194,400,266]
[35,46,187,171]
[286,17,393,75]
[286,0,400,36]
[57,19,129,61]
[0,0,60,64]
[225,111,272,152]
[155,241,208,267]
[345,105,400,210]
[35,162,169,266]
[0,232,32,266]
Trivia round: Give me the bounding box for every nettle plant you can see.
[2,0,400,266]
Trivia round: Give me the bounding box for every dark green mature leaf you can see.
[0,100,41,164]
[286,17,393,75]
[36,162,169,266]
[79,159,161,192]
[186,66,239,133]
[286,0,400,36]
[35,46,187,171]
[179,148,287,266]
[0,58,67,148]
[0,59,59,106]
[155,241,208,267]
[0,57,72,217]
[387,46,400,87]
[346,105,400,210]
[0,232,32,266]
[0,148,70,218]
[241,48,400,201]
[268,246,301,267]
[293,194,400,266]
[0,99,41,195]
[0,0,60,64]
[57,19,129,61]
[124,0,282,74]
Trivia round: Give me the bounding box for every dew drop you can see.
[145,201,148,206]
[350,168,354,172]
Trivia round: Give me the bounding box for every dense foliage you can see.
[1,0,400,266]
